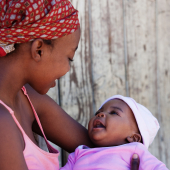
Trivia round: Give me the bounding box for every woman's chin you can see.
[38,83,56,95]
[35,86,50,95]
[51,81,56,88]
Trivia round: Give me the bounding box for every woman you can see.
[0,0,139,169]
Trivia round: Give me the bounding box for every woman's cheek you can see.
[62,63,70,76]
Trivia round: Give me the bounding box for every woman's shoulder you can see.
[0,104,24,146]
[0,103,15,128]
[0,104,28,169]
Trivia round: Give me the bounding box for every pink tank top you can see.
[0,86,59,170]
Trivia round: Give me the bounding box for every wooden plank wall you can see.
[43,0,170,168]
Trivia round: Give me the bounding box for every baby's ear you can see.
[126,133,141,143]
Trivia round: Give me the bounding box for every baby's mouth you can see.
[93,120,105,128]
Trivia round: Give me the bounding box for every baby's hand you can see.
[131,154,139,170]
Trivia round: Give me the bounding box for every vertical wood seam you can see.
[122,0,129,97]
[155,0,163,162]
[88,0,96,115]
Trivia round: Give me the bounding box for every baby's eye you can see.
[110,111,118,115]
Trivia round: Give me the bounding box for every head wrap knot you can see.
[0,0,80,57]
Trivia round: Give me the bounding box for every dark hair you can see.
[14,43,20,49]
[14,39,53,49]
[43,39,52,45]
[13,39,55,55]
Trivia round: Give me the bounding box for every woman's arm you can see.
[0,105,28,170]
[26,84,93,153]
[26,85,140,170]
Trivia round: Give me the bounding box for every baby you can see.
[60,95,168,170]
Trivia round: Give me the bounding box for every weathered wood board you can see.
[44,0,170,168]
[90,0,126,110]
[157,0,170,167]
[123,0,160,159]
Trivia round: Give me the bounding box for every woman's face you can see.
[49,28,80,79]
[30,27,80,94]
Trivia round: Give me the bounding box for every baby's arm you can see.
[60,152,76,170]
[136,143,168,170]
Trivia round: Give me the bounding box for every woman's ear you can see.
[31,39,44,62]
[126,133,141,143]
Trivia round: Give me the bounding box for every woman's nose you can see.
[97,112,105,117]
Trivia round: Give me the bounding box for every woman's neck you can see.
[0,57,27,108]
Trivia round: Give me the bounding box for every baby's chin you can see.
[90,138,129,148]
[92,142,117,148]
[90,139,116,148]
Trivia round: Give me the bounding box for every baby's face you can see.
[88,99,138,147]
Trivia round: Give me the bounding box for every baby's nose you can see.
[97,112,105,117]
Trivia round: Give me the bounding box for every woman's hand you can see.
[131,154,140,170]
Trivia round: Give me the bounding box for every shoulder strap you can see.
[0,100,26,135]
[21,86,58,153]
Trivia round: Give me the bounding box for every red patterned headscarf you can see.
[0,0,80,57]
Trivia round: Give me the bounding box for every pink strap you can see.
[0,100,13,114]
[0,100,26,135]
[21,87,58,153]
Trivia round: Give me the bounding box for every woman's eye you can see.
[69,58,73,62]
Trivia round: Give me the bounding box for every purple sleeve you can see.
[60,152,75,170]
[136,143,168,170]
